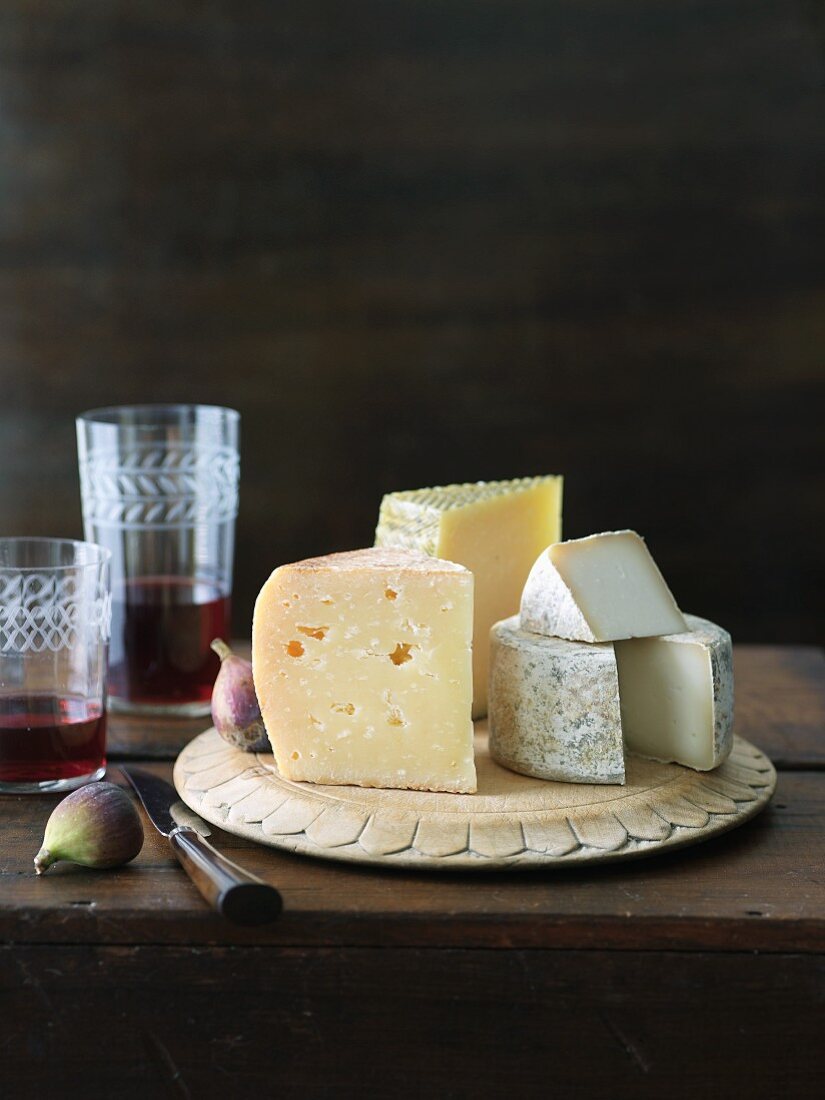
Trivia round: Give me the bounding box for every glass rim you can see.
[0,537,111,573]
[77,404,240,430]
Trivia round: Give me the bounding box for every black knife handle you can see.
[169,827,282,925]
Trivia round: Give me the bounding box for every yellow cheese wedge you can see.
[374,476,563,717]
[252,548,476,793]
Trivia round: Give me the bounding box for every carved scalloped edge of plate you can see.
[173,728,776,871]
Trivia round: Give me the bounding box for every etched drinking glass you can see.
[77,405,240,717]
[0,538,111,792]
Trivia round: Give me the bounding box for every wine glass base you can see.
[0,764,107,795]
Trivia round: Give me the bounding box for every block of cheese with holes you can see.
[252,548,476,793]
[374,476,563,719]
[520,530,686,643]
[615,614,734,771]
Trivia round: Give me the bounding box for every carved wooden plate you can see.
[173,722,775,871]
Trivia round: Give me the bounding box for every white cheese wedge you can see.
[520,530,686,643]
[615,613,734,770]
[252,548,476,793]
[488,615,625,784]
[375,476,563,718]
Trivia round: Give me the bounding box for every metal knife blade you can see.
[121,766,207,837]
[121,765,282,925]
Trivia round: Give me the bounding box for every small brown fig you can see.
[34,782,144,874]
[210,639,269,752]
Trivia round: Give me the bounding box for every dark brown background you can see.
[0,0,823,641]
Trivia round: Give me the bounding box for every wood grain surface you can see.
[0,1,823,646]
[732,646,825,768]
[1,646,821,954]
[2,767,821,953]
[2,644,823,1097]
[1,946,823,1100]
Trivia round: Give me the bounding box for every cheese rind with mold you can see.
[615,613,734,771]
[487,612,733,783]
[252,548,476,793]
[488,615,625,785]
[520,530,687,643]
[374,476,563,718]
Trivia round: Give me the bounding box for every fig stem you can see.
[210,638,233,662]
[34,848,53,875]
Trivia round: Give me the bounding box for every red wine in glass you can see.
[0,695,106,784]
[108,576,231,708]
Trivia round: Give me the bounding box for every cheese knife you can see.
[121,767,282,925]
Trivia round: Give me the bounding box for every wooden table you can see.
[1,646,823,1098]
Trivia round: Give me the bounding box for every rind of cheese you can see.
[375,476,563,718]
[615,613,733,771]
[488,615,625,785]
[520,530,686,643]
[252,547,476,794]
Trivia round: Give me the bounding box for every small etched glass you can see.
[77,405,239,717]
[0,538,111,793]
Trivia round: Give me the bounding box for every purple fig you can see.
[34,782,144,874]
[210,639,269,752]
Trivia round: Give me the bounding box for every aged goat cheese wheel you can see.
[252,548,476,793]
[488,616,625,785]
[615,613,734,770]
[375,476,563,718]
[488,612,732,785]
[520,530,686,643]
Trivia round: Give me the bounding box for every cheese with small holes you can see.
[374,476,563,718]
[615,614,733,770]
[252,548,476,793]
[521,530,686,643]
[488,615,625,784]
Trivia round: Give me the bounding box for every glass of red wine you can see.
[0,538,111,792]
[76,405,239,717]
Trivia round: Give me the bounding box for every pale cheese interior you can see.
[252,550,476,793]
[550,530,686,641]
[615,636,715,769]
